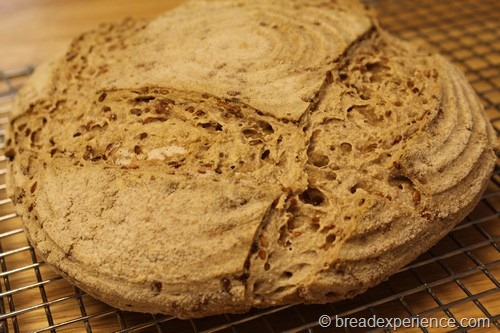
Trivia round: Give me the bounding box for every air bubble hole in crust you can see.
[389,175,414,191]
[257,121,274,134]
[325,291,338,298]
[261,149,270,160]
[340,142,352,153]
[134,96,156,103]
[326,234,336,243]
[273,286,288,293]
[242,128,261,139]
[350,185,358,194]
[310,152,330,167]
[299,187,325,206]
[198,121,223,131]
[325,171,337,180]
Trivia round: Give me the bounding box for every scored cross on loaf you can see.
[6,0,496,318]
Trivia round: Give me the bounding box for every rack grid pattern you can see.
[0,0,499,332]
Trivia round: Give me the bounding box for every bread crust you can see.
[6,0,496,318]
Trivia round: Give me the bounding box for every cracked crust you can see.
[6,0,496,318]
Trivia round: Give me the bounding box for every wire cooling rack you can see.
[0,0,499,332]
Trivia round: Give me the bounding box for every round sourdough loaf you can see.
[6,0,496,318]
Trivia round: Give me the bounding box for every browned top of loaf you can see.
[6,0,496,318]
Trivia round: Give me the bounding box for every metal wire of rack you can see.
[0,0,498,332]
